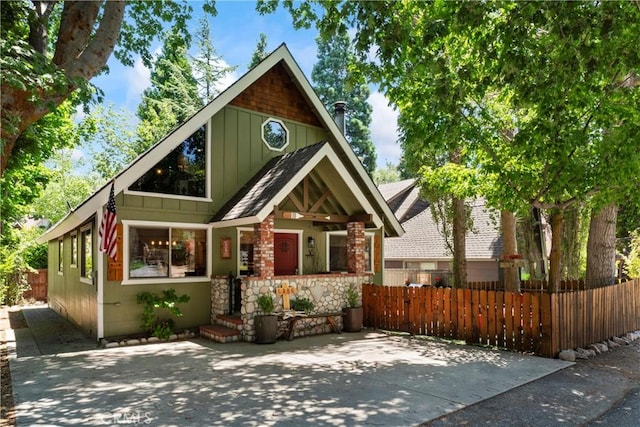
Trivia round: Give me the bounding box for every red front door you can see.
[274,233,298,276]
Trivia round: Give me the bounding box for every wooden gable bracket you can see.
[279,177,373,224]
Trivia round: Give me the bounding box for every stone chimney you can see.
[333,101,346,134]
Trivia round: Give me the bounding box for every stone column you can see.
[347,221,365,274]
[253,214,274,278]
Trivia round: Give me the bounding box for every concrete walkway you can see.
[8,306,572,426]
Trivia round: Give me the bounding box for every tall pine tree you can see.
[137,31,203,148]
[311,29,376,174]
[249,33,269,68]
[191,17,236,103]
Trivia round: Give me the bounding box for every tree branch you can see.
[63,0,126,80]
[53,1,102,68]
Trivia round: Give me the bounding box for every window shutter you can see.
[107,224,123,281]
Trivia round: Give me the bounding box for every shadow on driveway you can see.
[8,305,572,426]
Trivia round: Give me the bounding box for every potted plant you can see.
[343,285,363,332]
[255,293,278,344]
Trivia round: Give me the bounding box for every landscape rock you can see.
[125,339,140,346]
[588,344,601,354]
[559,349,576,362]
[613,336,629,345]
[147,337,160,343]
[576,348,595,359]
[607,339,620,349]
[105,342,119,348]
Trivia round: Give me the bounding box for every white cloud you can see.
[123,58,151,109]
[71,148,84,160]
[368,91,401,168]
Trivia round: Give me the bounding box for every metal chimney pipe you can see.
[333,101,346,134]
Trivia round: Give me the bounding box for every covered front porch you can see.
[202,143,386,342]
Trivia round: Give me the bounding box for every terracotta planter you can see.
[343,307,363,332]
[254,315,278,344]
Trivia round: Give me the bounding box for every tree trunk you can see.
[452,196,467,288]
[586,203,618,288]
[501,210,519,292]
[561,205,584,280]
[548,210,564,293]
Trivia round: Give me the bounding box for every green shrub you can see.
[257,294,275,315]
[290,297,314,313]
[346,286,359,308]
[136,289,190,339]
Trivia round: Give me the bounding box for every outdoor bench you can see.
[278,312,345,341]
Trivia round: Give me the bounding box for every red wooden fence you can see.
[363,279,640,358]
[23,268,48,301]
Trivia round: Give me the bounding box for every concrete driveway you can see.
[8,306,571,426]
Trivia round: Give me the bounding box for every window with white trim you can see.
[128,126,207,198]
[238,229,255,277]
[70,232,78,268]
[326,231,373,273]
[261,118,289,152]
[58,238,63,274]
[126,222,209,281]
[80,226,93,283]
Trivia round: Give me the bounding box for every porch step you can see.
[199,324,241,343]
[216,314,243,331]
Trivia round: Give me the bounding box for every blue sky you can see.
[89,1,401,168]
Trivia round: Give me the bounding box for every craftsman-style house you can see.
[37,45,403,342]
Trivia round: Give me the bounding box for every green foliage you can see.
[257,293,275,315]
[311,27,376,174]
[0,226,43,305]
[271,1,640,284]
[80,105,140,181]
[30,148,101,223]
[290,297,314,313]
[345,286,359,308]
[136,289,190,339]
[249,33,269,68]
[372,162,401,185]
[624,230,640,279]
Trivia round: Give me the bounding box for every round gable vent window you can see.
[261,118,289,152]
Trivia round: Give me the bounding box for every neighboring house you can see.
[380,179,503,285]
[37,45,403,341]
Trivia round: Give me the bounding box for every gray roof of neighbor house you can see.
[380,180,503,260]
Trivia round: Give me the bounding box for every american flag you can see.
[99,182,118,261]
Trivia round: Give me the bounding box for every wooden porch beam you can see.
[275,209,350,223]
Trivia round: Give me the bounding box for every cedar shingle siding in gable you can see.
[230,62,322,127]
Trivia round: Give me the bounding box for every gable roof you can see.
[210,142,384,229]
[380,180,503,260]
[38,44,402,244]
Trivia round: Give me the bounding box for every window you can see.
[58,239,64,274]
[129,126,207,198]
[238,229,255,276]
[126,223,209,282]
[81,226,93,283]
[261,118,289,151]
[70,232,78,268]
[326,231,373,272]
[405,262,437,271]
